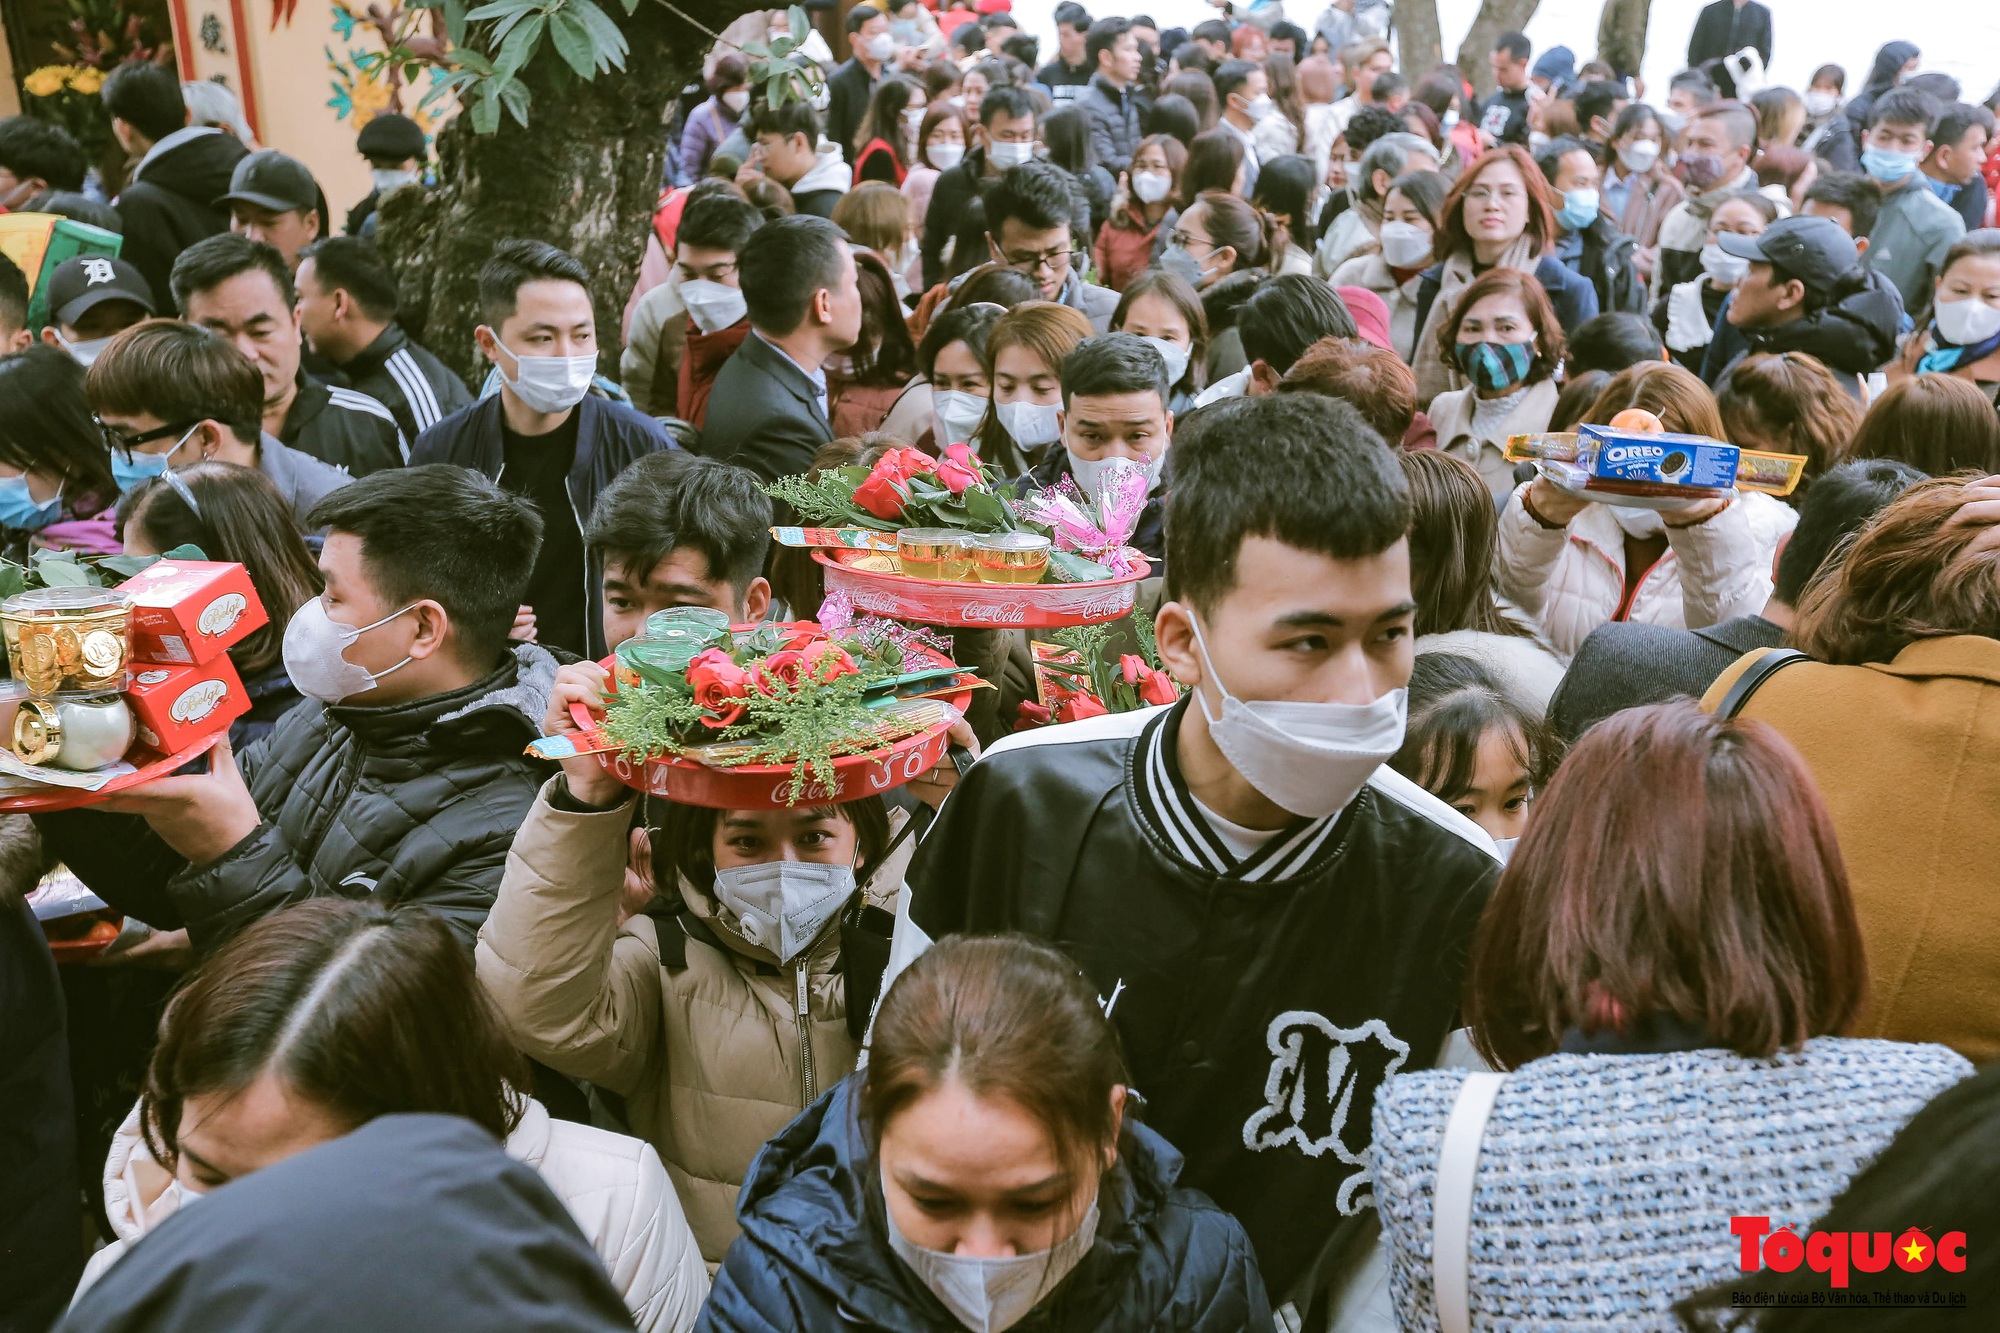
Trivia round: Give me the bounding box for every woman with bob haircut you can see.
[78,899,710,1329]
[1496,361,1800,658]
[1847,372,2000,477]
[1409,144,1601,403]
[1425,268,1567,500]
[1372,701,1973,1331]
[1704,474,2000,1063]
[701,933,1271,1330]
[1714,351,1863,494]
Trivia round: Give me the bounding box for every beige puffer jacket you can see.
[76,1097,709,1330]
[476,778,910,1264]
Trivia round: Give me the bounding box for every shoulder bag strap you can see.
[1714,647,1811,720]
[1432,1070,1508,1333]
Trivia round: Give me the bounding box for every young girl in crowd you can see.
[1332,169,1448,363]
[1177,128,1246,201]
[1372,701,1972,1329]
[1094,135,1187,292]
[1893,229,2000,406]
[679,53,749,183]
[1603,104,1681,283]
[702,934,1271,1330]
[879,300,1002,449]
[1389,652,1558,849]
[118,461,322,747]
[81,899,711,1330]
[1427,268,1565,500]
[1111,270,1209,414]
[901,104,965,234]
[832,181,916,299]
[1654,190,1777,371]
[852,75,925,186]
[478,661,952,1266]
[973,301,1094,474]
[1496,361,1800,658]
[0,346,123,558]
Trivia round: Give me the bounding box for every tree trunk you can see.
[1454,0,1542,100]
[1395,0,1444,81]
[1595,0,1649,82]
[376,0,752,383]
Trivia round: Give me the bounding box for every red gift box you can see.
[125,656,250,754]
[117,560,268,666]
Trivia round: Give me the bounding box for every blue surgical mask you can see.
[1556,186,1600,231]
[1861,146,1919,184]
[0,475,63,532]
[109,424,199,491]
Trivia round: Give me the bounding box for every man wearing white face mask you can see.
[889,393,1500,1316]
[36,256,156,370]
[36,466,558,959]
[1025,334,1171,565]
[413,239,674,659]
[620,191,763,422]
[1214,60,1269,193]
[919,85,1040,290]
[828,5,897,169]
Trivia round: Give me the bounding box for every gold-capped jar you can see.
[1,588,131,697]
[13,692,135,770]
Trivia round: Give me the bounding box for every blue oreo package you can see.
[1577,425,1740,489]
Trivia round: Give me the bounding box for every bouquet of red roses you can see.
[1018,611,1180,729]
[763,444,1021,534]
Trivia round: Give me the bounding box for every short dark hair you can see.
[1610,102,1661,142]
[982,11,1017,31]
[1166,392,1409,612]
[0,254,26,337]
[845,3,885,34]
[1868,86,1940,133]
[1239,275,1357,375]
[983,159,1075,236]
[1573,80,1623,130]
[0,116,86,192]
[476,238,589,326]
[1669,68,1719,103]
[101,61,186,143]
[1053,1,1091,29]
[308,466,542,670]
[677,191,765,253]
[88,319,268,445]
[1773,458,1928,607]
[1903,72,1960,105]
[1084,16,1129,71]
[750,96,819,145]
[1566,311,1663,374]
[1533,133,1599,185]
[1059,332,1167,409]
[1803,169,1882,238]
[1191,18,1230,45]
[1493,30,1531,62]
[170,232,294,314]
[1370,71,1407,102]
[584,452,772,593]
[1344,105,1408,156]
[1933,102,1996,151]
[1000,34,1039,67]
[1277,335,1417,442]
[739,213,849,335]
[1213,59,1258,104]
[978,83,1038,129]
[299,237,399,323]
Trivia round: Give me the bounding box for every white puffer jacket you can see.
[1495,488,1799,660]
[77,1097,710,1331]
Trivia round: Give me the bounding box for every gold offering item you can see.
[1,588,132,697]
[896,528,978,581]
[13,691,135,770]
[973,532,1052,584]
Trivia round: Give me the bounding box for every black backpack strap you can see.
[1715,648,1810,719]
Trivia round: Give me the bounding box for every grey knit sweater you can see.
[1370,1038,1973,1331]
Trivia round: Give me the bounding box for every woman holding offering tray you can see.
[476,659,975,1266]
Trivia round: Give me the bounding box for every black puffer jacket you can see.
[1701,268,1907,393]
[111,130,248,320]
[37,643,556,956]
[699,1074,1271,1332]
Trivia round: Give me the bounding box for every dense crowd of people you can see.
[3,3,2000,1330]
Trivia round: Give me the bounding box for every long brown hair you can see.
[1849,373,2000,477]
[975,302,1094,471]
[1110,269,1210,394]
[1433,145,1560,265]
[1400,449,1530,637]
[864,933,1127,1193]
[140,899,529,1171]
[1465,700,1866,1068]
[1108,134,1189,233]
[117,460,325,678]
[1583,360,1727,438]
[1715,351,1863,491]
[1792,474,2000,666]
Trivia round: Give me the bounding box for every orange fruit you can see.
[1609,408,1666,434]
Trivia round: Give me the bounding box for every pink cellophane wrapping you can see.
[1016,460,1150,577]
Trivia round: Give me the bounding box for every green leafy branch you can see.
[0,543,205,602]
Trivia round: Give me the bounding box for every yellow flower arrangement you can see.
[69,67,106,95]
[24,65,80,98]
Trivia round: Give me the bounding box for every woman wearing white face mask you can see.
[973,301,1095,475]
[1333,170,1449,363]
[1094,135,1188,294]
[902,104,968,234]
[680,53,751,183]
[703,933,1272,1332]
[1111,270,1209,414]
[478,659,973,1266]
[1891,230,2000,405]
[853,75,926,187]
[1603,104,1682,288]
[0,345,122,558]
[1652,191,1777,372]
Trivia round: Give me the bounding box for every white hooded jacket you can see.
[77,1097,710,1331]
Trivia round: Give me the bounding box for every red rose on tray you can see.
[688,648,751,727]
[800,640,859,681]
[878,447,937,481]
[1057,693,1109,723]
[777,621,825,650]
[853,471,908,520]
[753,649,808,693]
[1119,654,1148,685]
[1137,668,1179,707]
[935,443,981,495]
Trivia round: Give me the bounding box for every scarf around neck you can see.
[1918,327,2000,375]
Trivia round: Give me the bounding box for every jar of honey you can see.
[972,533,1053,584]
[1,588,132,697]
[896,528,978,581]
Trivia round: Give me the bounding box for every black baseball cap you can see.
[46,255,156,326]
[218,149,319,214]
[1717,215,1861,290]
[356,113,426,162]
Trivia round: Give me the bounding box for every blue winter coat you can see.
[699,1075,1271,1332]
